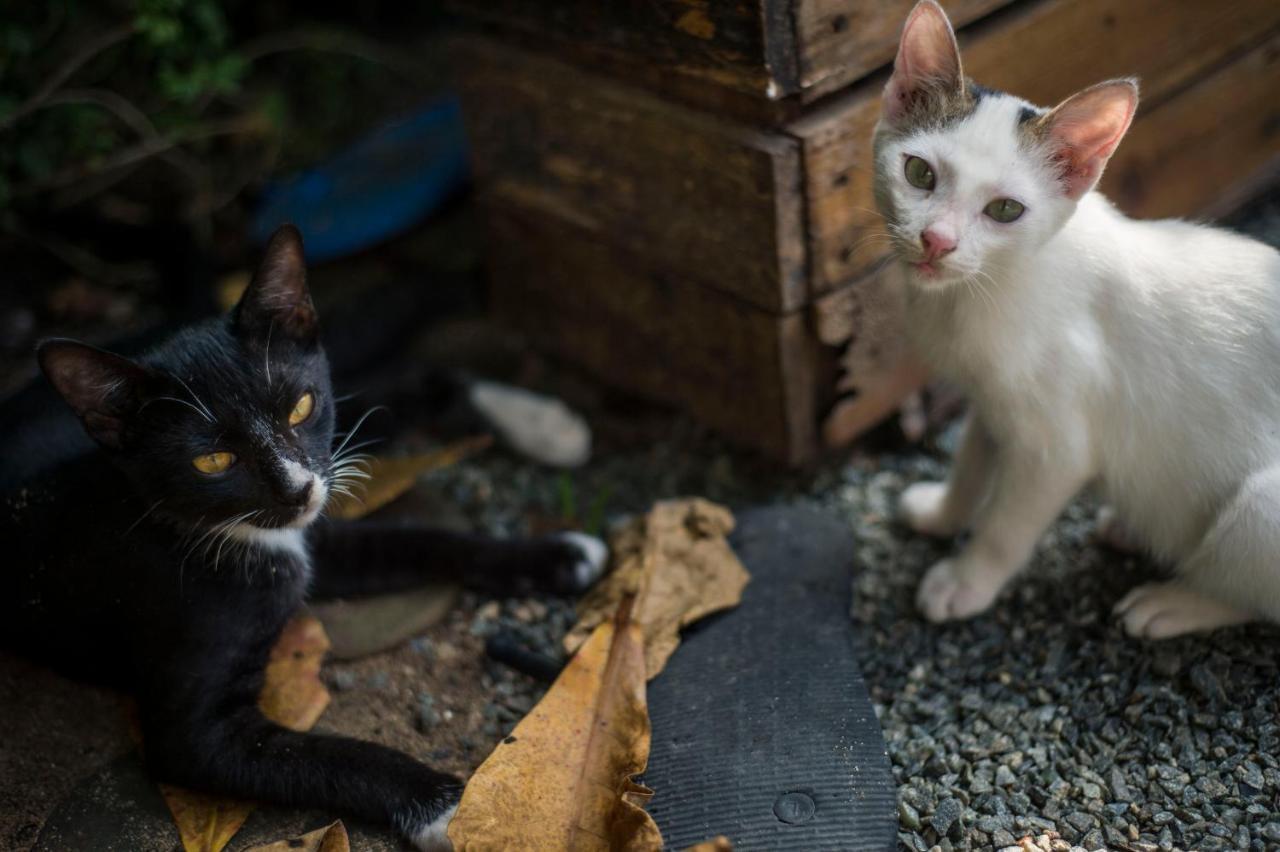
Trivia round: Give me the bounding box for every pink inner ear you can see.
[884,1,962,123]
[1044,82,1137,200]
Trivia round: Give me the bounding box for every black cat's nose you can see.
[279,480,313,507]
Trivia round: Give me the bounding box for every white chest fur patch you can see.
[227,524,309,563]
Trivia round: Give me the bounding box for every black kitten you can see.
[0,226,606,849]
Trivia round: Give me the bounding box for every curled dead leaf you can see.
[448,598,662,851]
[684,838,733,852]
[243,820,350,852]
[565,498,748,679]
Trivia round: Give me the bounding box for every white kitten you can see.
[875,1,1280,638]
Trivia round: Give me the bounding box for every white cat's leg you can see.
[917,451,1087,622]
[899,412,996,537]
[1116,466,1280,639]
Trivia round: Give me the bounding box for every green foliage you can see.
[0,0,438,247]
[0,0,254,213]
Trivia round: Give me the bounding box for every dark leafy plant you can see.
[0,0,438,282]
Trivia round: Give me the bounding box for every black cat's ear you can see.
[38,339,154,449]
[234,224,318,344]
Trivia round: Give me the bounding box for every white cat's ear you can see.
[1036,79,1138,200]
[235,224,318,344]
[38,339,155,449]
[883,0,964,126]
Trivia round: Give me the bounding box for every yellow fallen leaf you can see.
[160,615,332,851]
[325,436,493,520]
[684,839,733,852]
[258,613,332,731]
[448,598,662,851]
[244,820,350,852]
[157,787,253,852]
[214,271,251,312]
[565,498,748,679]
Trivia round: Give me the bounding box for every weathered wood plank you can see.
[444,0,1012,109]
[1104,31,1280,220]
[814,32,1280,449]
[482,205,824,465]
[793,0,1280,296]
[794,0,1010,99]
[453,36,808,313]
[444,1,788,98]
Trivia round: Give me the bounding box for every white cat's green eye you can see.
[904,156,936,190]
[288,391,314,427]
[192,451,236,475]
[984,198,1025,223]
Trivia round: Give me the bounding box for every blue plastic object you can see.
[251,96,469,263]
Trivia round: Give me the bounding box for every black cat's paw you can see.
[545,531,609,594]
[398,784,463,851]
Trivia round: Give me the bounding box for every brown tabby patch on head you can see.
[888,77,987,137]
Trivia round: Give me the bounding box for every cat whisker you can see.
[167,373,215,423]
[331,406,388,459]
[143,396,215,422]
[264,322,274,387]
[124,499,165,537]
[330,440,382,466]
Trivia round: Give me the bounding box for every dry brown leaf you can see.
[258,613,332,731]
[325,436,493,520]
[565,498,748,679]
[684,838,733,852]
[243,820,351,852]
[160,615,332,851]
[157,787,254,852]
[214,271,251,312]
[448,598,662,851]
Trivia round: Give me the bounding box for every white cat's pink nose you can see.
[920,229,957,261]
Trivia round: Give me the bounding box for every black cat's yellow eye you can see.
[288,392,314,427]
[984,198,1025,223]
[904,156,936,190]
[192,452,236,475]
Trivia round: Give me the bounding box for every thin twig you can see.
[0,23,136,132]
[239,27,433,81]
[5,223,154,285]
[12,113,266,199]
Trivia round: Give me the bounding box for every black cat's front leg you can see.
[307,520,607,600]
[143,703,462,850]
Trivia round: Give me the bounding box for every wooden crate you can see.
[446,0,1013,114]
[452,0,1280,464]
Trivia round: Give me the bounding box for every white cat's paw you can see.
[899,482,959,538]
[554,531,609,591]
[403,803,457,851]
[916,558,1000,622]
[1114,582,1252,640]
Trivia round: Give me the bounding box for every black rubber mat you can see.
[643,505,895,851]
